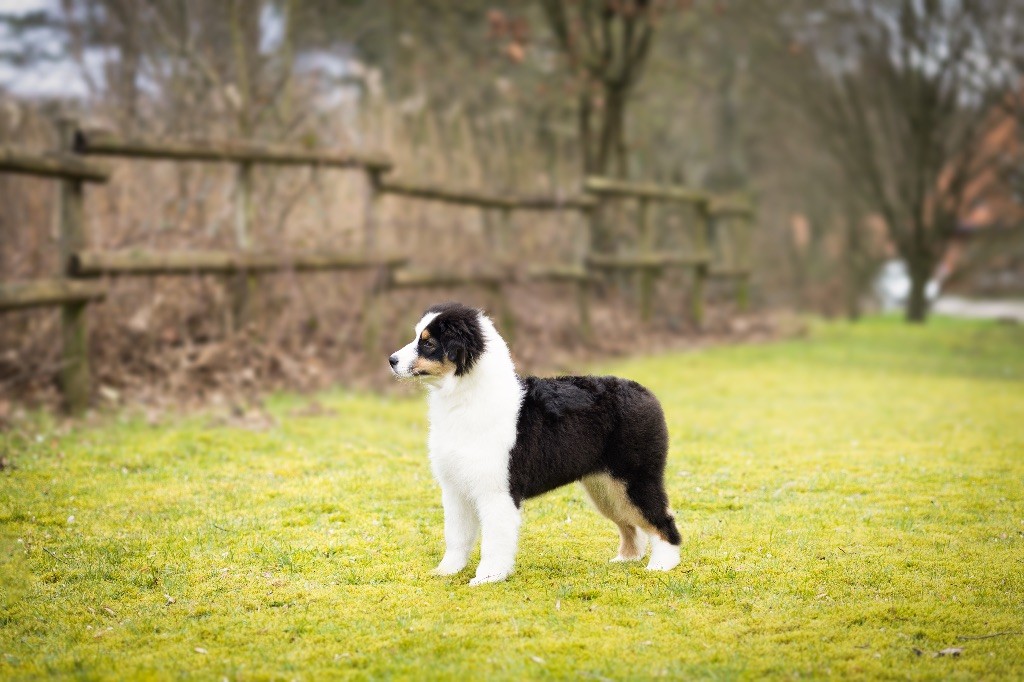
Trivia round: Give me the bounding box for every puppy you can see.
[390,302,681,585]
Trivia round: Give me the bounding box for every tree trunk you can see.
[905,257,931,323]
[844,209,862,322]
[586,85,630,255]
[579,85,593,175]
[596,86,627,178]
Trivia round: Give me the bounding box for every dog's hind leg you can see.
[624,477,682,572]
[580,474,649,562]
[434,487,479,576]
[646,534,681,571]
[611,523,648,562]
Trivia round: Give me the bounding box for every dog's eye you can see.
[422,339,437,352]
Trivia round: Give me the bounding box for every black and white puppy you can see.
[390,302,681,585]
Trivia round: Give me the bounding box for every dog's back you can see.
[508,376,667,502]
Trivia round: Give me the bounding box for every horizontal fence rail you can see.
[522,264,591,281]
[74,129,393,172]
[708,266,753,278]
[584,176,710,205]
[0,279,108,311]
[388,266,506,289]
[69,250,408,277]
[2,123,756,414]
[0,147,111,183]
[586,251,712,270]
[377,177,595,211]
[708,196,755,218]
[509,194,597,211]
[377,177,516,209]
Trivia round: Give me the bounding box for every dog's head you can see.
[389,302,487,380]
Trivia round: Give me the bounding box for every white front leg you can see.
[433,487,479,575]
[470,494,521,586]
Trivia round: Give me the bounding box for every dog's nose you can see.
[389,354,399,368]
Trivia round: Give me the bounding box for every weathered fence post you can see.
[497,207,511,255]
[691,206,711,329]
[736,214,752,312]
[487,209,514,343]
[736,274,750,311]
[234,162,253,250]
[487,281,515,345]
[57,116,90,414]
[363,168,384,358]
[582,200,609,340]
[576,206,593,341]
[363,168,382,251]
[482,205,513,340]
[228,161,256,331]
[637,198,656,323]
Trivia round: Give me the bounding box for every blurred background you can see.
[1,0,1023,412]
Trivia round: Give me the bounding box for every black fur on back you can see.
[508,375,681,545]
[423,302,486,376]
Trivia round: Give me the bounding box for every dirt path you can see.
[933,296,1024,322]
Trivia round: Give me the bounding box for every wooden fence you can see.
[584,177,753,324]
[0,118,754,414]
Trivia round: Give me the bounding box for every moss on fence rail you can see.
[0,279,107,311]
[73,129,393,172]
[0,147,110,182]
[68,250,408,277]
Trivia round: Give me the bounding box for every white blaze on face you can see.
[391,312,439,378]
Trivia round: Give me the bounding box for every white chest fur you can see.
[425,320,524,500]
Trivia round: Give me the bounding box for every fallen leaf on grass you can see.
[530,656,545,665]
[99,385,121,403]
[164,594,176,605]
[937,647,963,657]
[194,647,207,655]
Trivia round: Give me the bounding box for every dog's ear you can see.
[437,313,485,376]
[445,338,469,374]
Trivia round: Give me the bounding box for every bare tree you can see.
[775,0,1021,322]
[538,0,668,177]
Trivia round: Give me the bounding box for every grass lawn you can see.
[2,317,1023,680]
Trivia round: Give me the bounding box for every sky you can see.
[0,0,101,98]
[0,0,354,104]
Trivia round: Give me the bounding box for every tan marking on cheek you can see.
[411,357,450,376]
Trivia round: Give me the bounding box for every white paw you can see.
[432,557,468,576]
[468,570,511,586]
[646,543,681,571]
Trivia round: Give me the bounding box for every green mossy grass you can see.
[2,317,1022,679]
